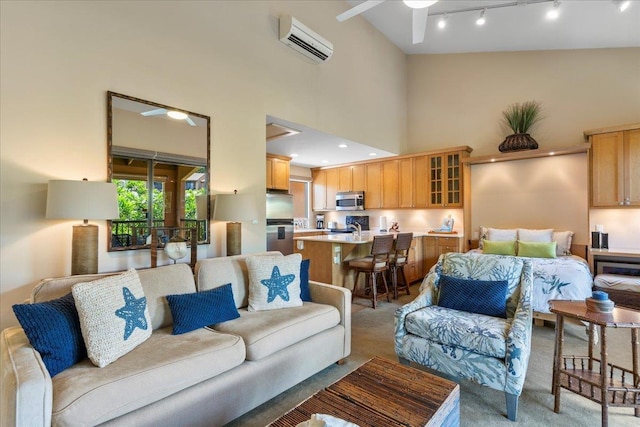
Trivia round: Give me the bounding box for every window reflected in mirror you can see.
[107,92,210,252]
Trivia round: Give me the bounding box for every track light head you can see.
[614,1,631,12]
[438,13,448,29]
[476,9,486,26]
[546,0,560,19]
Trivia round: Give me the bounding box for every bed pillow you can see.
[247,253,303,311]
[478,226,489,250]
[166,284,240,335]
[72,269,152,368]
[518,241,557,258]
[437,274,508,318]
[12,293,86,377]
[487,228,518,242]
[483,239,517,256]
[553,231,574,256]
[518,228,553,242]
[300,259,312,302]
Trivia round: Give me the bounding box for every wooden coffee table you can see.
[269,356,460,427]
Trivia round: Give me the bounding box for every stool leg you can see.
[400,266,410,296]
[381,271,390,303]
[391,266,398,299]
[352,270,360,302]
[370,271,377,309]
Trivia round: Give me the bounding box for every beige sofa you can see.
[1,252,351,426]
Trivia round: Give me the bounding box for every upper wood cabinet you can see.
[266,155,290,191]
[365,163,382,209]
[381,160,399,208]
[312,168,338,211]
[337,165,365,192]
[426,151,466,208]
[587,125,640,207]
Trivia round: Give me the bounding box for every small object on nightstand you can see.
[585,290,615,313]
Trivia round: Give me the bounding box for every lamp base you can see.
[72,224,98,275]
[226,222,241,256]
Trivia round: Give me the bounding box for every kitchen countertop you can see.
[293,230,463,244]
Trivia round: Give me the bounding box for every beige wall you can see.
[407,48,640,156]
[0,1,407,329]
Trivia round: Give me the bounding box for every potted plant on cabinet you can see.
[499,100,542,152]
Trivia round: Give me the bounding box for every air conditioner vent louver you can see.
[279,15,333,63]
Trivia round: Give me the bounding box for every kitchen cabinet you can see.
[266,155,290,191]
[325,169,339,210]
[312,168,338,211]
[423,235,463,272]
[587,126,640,207]
[365,163,382,209]
[381,160,399,208]
[404,236,424,283]
[337,165,365,192]
[427,151,465,207]
[399,158,414,208]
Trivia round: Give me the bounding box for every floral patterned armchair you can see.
[394,252,533,421]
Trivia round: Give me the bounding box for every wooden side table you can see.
[550,300,640,427]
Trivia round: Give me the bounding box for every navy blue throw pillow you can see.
[437,275,508,318]
[300,259,312,302]
[166,284,240,335]
[12,292,87,377]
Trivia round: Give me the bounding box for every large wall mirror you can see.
[107,91,210,252]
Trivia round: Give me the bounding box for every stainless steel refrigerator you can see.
[266,192,294,255]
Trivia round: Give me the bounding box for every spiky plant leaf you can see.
[502,100,542,134]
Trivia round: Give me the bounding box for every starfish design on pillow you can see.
[115,287,148,340]
[260,266,295,303]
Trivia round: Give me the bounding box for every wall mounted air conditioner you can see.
[279,15,333,63]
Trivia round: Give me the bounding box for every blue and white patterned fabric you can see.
[395,252,533,419]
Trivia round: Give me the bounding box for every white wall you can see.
[589,209,640,250]
[0,1,408,329]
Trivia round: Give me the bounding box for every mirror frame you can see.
[107,91,211,251]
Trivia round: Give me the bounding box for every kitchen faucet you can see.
[349,223,361,238]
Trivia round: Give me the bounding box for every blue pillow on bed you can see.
[438,274,508,318]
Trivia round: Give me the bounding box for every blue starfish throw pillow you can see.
[72,269,152,367]
[246,253,303,311]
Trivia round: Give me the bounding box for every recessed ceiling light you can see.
[290,153,299,157]
[338,143,348,148]
[549,152,555,156]
[369,152,377,156]
[490,158,496,162]
[322,160,329,164]
[167,111,188,120]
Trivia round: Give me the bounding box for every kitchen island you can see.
[293,231,456,291]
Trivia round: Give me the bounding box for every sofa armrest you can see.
[505,260,534,396]
[1,327,52,427]
[308,281,351,358]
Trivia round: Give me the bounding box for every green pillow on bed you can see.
[483,240,517,256]
[518,241,557,258]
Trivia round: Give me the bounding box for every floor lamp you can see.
[213,190,257,256]
[46,179,120,275]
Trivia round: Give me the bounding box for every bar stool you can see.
[348,234,394,309]
[389,232,413,299]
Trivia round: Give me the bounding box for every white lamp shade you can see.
[46,180,120,220]
[213,193,257,222]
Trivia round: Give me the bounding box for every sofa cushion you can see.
[166,284,240,335]
[247,253,304,311]
[12,293,86,377]
[212,302,340,361]
[438,275,508,318]
[51,327,245,426]
[72,269,152,367]
[405,305,510,359]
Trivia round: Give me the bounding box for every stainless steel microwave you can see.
[336,191,365,211]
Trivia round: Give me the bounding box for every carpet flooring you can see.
[226,284,639,426]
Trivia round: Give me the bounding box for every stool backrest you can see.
[392,232,413,266]
[371,234,394,268]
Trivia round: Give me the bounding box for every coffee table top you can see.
[269,356,460,427]
[549,300,640,327]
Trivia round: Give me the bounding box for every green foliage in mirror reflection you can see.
[115,179,165,220]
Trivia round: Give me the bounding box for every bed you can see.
[461,227,593,325]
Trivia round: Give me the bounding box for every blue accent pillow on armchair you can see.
[437,274,508,318]
[12,292,87,377]
[166,284,240,335]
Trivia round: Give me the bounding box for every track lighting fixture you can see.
[476,9,486,26]
[546,0,560,19]
[613,1,631,12]
[437,13,448,29]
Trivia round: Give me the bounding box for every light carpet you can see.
[226,284,639,426]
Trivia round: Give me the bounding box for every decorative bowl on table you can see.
[585,290,615,313]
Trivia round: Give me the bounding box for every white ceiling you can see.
[268,0,639,169]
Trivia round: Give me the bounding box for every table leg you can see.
[588,323,595,371]
[632,328,639,418]
[553,314,564,412]
[600,325,608,427]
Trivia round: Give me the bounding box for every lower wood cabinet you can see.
[423,235,464,272]
[404,237,424,283]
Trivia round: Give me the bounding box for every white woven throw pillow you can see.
[246,253,303,312]
[72,269,152,367]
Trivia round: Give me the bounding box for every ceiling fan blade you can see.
[185,116,196,127]
[336,0,386,22]
[140,108,167,117]
[412,7,429,44]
